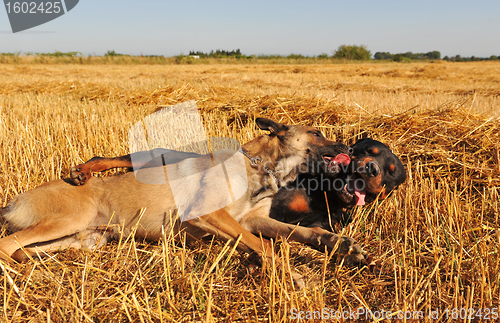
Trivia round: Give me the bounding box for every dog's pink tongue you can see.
[355,188,366,206]
[333,153,350,166]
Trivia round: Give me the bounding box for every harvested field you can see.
[0,61,499,322]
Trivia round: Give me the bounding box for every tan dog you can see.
[0,118,366,286]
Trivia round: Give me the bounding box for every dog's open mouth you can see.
[323,153,350,174]
[338,175,366,206]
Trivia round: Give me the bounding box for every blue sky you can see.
[1,0,499,57]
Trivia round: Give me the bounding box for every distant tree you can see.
[374,52,393,60]
[425,51,441,60]
[397,52,417,59]
[490,55,498,60]
[317,53,329,59]
[333,45,371,60]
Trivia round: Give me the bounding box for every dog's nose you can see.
[365,161,380,177]
[347,147,354,156]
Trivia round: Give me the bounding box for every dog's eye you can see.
[310,131,322,138]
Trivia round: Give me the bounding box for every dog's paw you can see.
[343,248,369,267]
[321,233,374,268]
[339,243,381,270]
[70,165,89,185]
[322,233,358,255]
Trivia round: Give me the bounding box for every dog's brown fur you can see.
[0,118,367,286]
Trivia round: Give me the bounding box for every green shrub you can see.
[332,45,371,60]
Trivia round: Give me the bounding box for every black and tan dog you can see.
[269,138,406,231]
[0,118,367,287]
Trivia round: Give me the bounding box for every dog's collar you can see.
[239,148,280,187]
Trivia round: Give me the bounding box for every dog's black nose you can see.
[365,161,380,177]
[347,147,354,156]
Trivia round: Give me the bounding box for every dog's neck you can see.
[241,134,301,187]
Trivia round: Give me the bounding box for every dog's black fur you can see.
[269,138,406,231]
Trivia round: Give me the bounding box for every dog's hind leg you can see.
[0,211,97,263]
[10,229,110,262]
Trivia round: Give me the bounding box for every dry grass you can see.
[0,61,499,322]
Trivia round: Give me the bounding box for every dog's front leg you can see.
[186,209,274,258]
[241,216,367,266]
[70,149,199,185]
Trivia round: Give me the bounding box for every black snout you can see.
[365,161,380,177]
[347,147,354,156]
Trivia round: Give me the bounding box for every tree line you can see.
[186,46,499,62]
[188,49,251,59]
[2,47,499,62]
[374,50,499,62]
[374,51,441,61]
[442,54,499,62]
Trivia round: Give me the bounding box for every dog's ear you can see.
[256,118,288,135]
